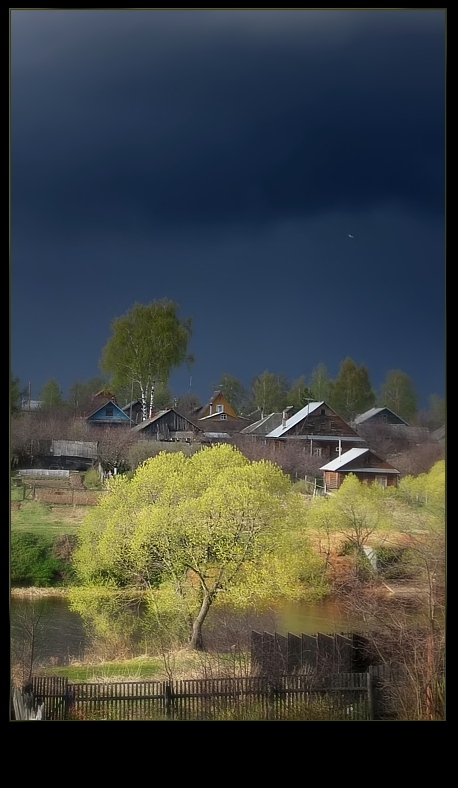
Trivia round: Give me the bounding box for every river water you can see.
[10,594,358,667]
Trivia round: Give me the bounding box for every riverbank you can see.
[10,586,69,598]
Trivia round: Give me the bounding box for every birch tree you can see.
[100,299,193,421]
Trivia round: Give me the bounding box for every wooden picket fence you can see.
[12,673,374,721]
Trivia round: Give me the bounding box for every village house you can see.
[320,447,400,491]
[264,401,366,461]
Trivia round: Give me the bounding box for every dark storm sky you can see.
[10,9,445,408]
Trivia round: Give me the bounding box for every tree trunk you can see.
[188,593,213,651]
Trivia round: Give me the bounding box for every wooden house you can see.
[197,412,251,433]
[121,399,144,424]
[265,401,366,461]
[131,409,202,441]
[85,400,132,428]
[192,390,238,420]
[320,447,400,490]
[353,407,408,428]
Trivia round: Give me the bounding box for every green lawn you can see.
[10,495,87,539]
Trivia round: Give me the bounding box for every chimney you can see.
[282,406,294,428]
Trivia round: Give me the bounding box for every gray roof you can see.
[354,407,408,426]
[266,402,325,438]
[51,440,98,459]
[131,409,201,433]
[131,409,169,432]
[240,413,283,434]
[431,425,445,442]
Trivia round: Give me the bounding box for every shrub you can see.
[83,468,102,489]
[11,532,78,586]
[376,546,419,580]
[10,532,64,586]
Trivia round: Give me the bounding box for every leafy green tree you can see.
[379,369,418,422]
[328,358,375,421]
[72,445,325,650]
[100,299,194,421]
[214,373,249,415]
[287,376,311,410]
[308,474,394,577]
[309,363,332,401]
[251,371,289,415]
[40,378,63,409]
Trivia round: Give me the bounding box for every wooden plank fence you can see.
[251,630,395,719]
[251,630,364,675]
[11,674,374,721]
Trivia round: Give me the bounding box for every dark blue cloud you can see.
[11,10,445,408]
[12,9,444,237]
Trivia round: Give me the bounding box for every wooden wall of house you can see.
[324,471,398,490]
[289,406,358,437]
[138,411,201,440]
[365,411,406,426]
[270,437,362,461]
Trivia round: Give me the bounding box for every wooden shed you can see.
[320,447,400,491]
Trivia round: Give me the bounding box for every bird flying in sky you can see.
[348,234,354,239]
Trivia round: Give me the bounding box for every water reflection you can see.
[10,595,357,667]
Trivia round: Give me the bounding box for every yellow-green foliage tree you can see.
[308,474,395,575]
[72,444,326,650]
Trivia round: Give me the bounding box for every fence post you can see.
[367,670,374,721]
[164,682,173,719]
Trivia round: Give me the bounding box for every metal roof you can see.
[266,402,325,438]
[320,447,399,473]
[320,448,370,471]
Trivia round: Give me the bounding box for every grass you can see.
[35,649,251,682]
[10,495,87,539]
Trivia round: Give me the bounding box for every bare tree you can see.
[11,598,47,687]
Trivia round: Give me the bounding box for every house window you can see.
[376,476,388,487]
[106,406,113,417]
[382,414,388,423]
[313,447,322,457]
[216,404,223,413]
[320,409,326,416]
[220,413,227,420]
